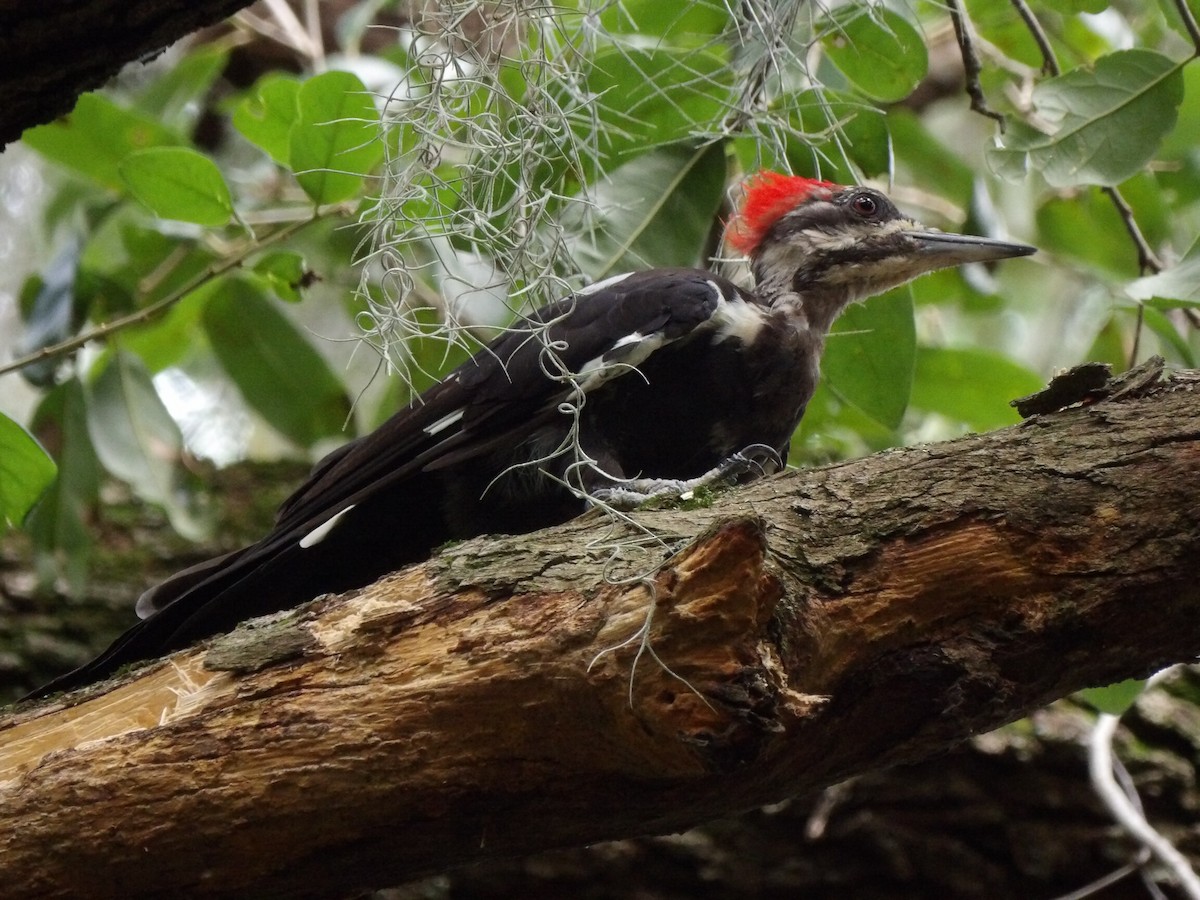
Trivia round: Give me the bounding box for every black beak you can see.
[905,230,1037,265]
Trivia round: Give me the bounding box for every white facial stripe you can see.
[299,504,357,549]
[799,229,858,252]
[799,217,914,254]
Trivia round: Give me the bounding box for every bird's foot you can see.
[712,443,784,482]
[590,444,784,510]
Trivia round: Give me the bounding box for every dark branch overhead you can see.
[0,0,256,147]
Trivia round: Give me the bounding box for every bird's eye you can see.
[851,194,878,218]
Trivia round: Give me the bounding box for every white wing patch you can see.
[609,331,646,352]
[423,407,465,436]
[577,331,668,391]
[571,275,768,391]
[575,271,634,297]
[711,281,771,344]
[299,504,357,549]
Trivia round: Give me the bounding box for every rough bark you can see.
[1,370,1199,899]
[0,460,313,702]
[0,0,255,147]
[403,676,1200,900]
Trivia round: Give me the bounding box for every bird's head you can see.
[726,171,1035,332]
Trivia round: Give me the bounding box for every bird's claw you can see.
[589,444,783,510]
[714,443,784,482]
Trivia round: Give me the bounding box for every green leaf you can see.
[136,44,230,127]
[252,251,310,302]
[290,71,384,205]
[86,352,207,540]
[201,278,353,446]
[777,88,889,181]
[1036,189,1138,277]
[821,289,916,429]
[23,93,182,190]
[1084,317,1128,372]
[74,207,219,321]
[114,286,209,373]
[17,236,85,388]
[1140,305,1197,367]
[26,380,101,592]
[822,7,928,103]
[582,47,732,167]
[119,147,235,226]
[963,0,1045,69]
[1126,254,1200,308]
[1161,63,1200,159]
[988,50,1185,187]
[1079,678,1145,715]
[910,347,1044,431]
[1045,0,1109,13]
[794,378,898,463]
[0,412,57,528]
[233,75,302,166]
[596,0,729,40]
[566,143,726,279]
[888,111,975,202]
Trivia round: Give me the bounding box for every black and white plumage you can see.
[30,173,1034,698]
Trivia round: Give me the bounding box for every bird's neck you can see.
[751,260,857,338]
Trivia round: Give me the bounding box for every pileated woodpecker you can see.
[30,172,1034,698]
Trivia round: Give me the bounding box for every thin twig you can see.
[1007,0,1162,365]
[1102,145,1163,370]
[947,0,1006,127]
[1104,186,1164,275]
[1009,0,1163,275]
[0,214,325,379]
[303,0,326,71]
[1130,302,1145,369]
[1009,0,1059,75]
[239,0,320,59]
[1172,0,1200,56]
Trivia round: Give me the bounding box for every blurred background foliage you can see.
[0,0,1196,624]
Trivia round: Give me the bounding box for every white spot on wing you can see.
[299,504,357,549]
[711,284,771,344]
[577,331,667,391]
[576,271,634,297]
[609,331,645,351]
[423,407,465,436]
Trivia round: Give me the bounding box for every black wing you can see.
[29,268,739,697]
[266,268,732,532]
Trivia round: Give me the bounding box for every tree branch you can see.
[0,0,256,147]
[2,369,1200,899]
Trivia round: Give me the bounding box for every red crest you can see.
[726,172,838,256]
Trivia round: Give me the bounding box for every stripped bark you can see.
[1,369,1198,899]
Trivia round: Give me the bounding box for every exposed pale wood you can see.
[1,373,1198,899]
